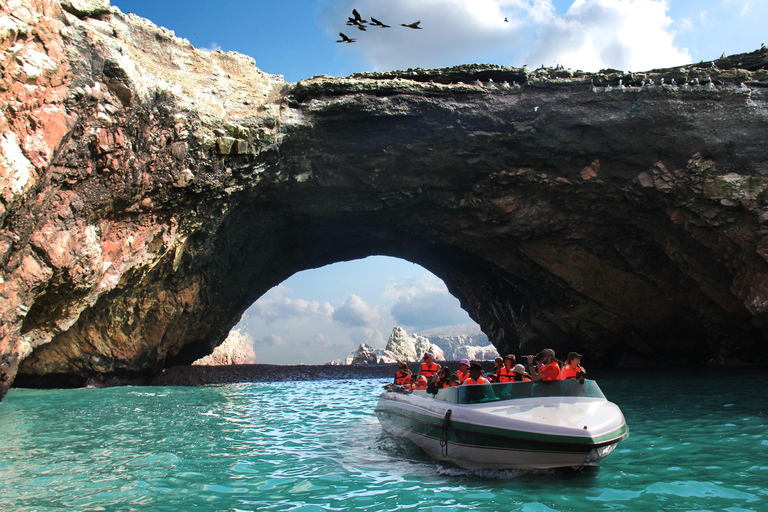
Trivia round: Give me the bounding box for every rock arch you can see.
[3,1,768,398]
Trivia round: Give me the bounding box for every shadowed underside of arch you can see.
[2,1,768,398]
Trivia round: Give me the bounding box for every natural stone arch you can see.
[3,2,768,398]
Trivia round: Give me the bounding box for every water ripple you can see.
[1,371,766,511]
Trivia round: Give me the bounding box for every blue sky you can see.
[111,0,766,363]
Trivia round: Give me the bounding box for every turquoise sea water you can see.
[1,369,766,511]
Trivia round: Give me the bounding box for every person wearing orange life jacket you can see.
[394,362,411,386]
[419,352,439,379]
[456,359,470,383]
[411,374,429,390]
[560,352,586,380]
[498,354,516,383]
[463,363,490,385]
[526,348,561,382]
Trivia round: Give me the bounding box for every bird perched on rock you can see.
[370,17,390,28]
[337,32,356,43]
[401,21,422,29]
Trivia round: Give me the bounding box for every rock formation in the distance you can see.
[347,326,445,365]
[3,0,768,398]
[192,328,256,366]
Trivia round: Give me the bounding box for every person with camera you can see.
[526,349,561,381]
[560,352,586,381]
[395,362,411,386]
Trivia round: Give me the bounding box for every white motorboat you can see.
[375,379,628,470]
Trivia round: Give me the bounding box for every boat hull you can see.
[375,381,628,470]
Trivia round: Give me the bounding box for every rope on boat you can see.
[440,409,452,458]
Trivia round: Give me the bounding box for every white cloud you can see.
[199,41,222,53]
[678,10,708,33]
[525,0,690,72]
[320,0,690,74]
[250,285,334,323]
[253,334,284,346]
[350,328,386,347]
[384,274,471,330]
[332,294,381,327]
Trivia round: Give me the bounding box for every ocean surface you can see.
[1,368,766,511]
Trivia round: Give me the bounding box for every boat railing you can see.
[433,379,606,404]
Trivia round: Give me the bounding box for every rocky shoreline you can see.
[150,362,498,387]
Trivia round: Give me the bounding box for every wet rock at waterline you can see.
[3,0,768,398]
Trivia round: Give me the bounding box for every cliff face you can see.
[3,0,768,398]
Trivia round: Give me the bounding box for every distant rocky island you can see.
[342,324,499,364]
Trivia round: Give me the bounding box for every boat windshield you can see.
[434,379,607,405]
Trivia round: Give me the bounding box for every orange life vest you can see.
[420,362,439,378]
[395,370,410,385]
[498,366,514,383]
[457,369,469,383]
[412,376,428,390]
[560,365,583,380]
[539,361,561,381]
[463,375,488,385]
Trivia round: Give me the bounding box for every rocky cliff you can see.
[3,0,768,398]
[347,326,445,365]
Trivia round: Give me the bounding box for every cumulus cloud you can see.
[332,294,381,327]
[320,0,690,73]
[350,328,386,347]
[524,0,691,72]
[253,334,284,346]
[199,41,222,53]
[384,274,471,330]
[250,285,334,323]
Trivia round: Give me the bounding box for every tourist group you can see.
[394,349,586,393]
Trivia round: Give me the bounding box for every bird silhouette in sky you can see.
[337,32,356,43]
[370,17,391,28]
[401,20,422,29]
[347,18,367,30]
[352,9,367,24]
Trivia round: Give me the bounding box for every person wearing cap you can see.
[512,364,531,382]
[420,352,439,379]
[457,359,470,383]
[526,348,561,381]
[498,354,516,383]
[395,362,411,385]
[463,363,490,385]
[560,352,586,380]
[445,374,461,387]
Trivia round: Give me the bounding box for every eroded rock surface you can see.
[2,0,768,397]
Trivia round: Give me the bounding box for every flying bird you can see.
[347,19,367,30]
[370,17,391,28]
[337,32,356,43]
[352,9,367,23]
[401,20,422,29]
